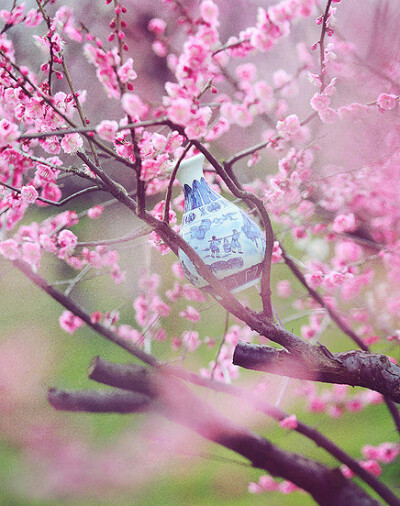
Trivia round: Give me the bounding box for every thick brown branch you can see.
[233,341,400,404]
[52,361,385,506]
[88,356,399,505]
[48,388,151,413]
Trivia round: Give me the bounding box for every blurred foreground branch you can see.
[48,356,395,506]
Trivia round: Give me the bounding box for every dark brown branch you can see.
[88,356,399,506]
[319,0,333,91]
[51,361,384,506]
[163,143,191,223]
[224,139,271,166]
[19,118,168,140]
[88,356,156,397]
[48,388,151,413]
[233,341,400,404]
[92,355,399,504]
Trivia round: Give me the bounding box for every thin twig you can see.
[163,143,191,223]
[0,180,103,207]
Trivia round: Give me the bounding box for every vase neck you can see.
[175,153,205,187]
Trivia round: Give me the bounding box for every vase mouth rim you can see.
[177,152,205,170]
[174,152,206,186]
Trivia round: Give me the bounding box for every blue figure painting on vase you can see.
[176,154,266,295]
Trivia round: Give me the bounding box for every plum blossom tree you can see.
[0,0,399,504]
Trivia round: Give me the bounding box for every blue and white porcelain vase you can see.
[176,153,266,295]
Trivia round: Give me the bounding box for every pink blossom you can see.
[58,230,78,251]
[346,398,363,412]
[179,305,201,322]
[332,213,356,233]
[231,104,253,127]
[276,280,292,298]
[149,231,170,255]
[117,325,142,344]
[35,163,58,184]
[166,282,183,302]
[59,310,84,334]
[88,250,102,268]
[90,311,103,324]
[184,107,212,139]
[122,93,148,119]
[279,414,298,430]
[359,460,382,476]
[141,158,162,181]
[61,133,83,154]
[271,241,282,263]
[166,98,192,125]
[22,242,41,267]
[340,465,354,479]
[0,239,19,260]
[338,103,369,121]
[279,481,299,494]
[0,118,20,147]
[111,264,126,284]
[182,284,207,302]
[235,63,256,82]
[301,324,317,340]
[25,9,42,27]
[276,114,301,137]
[376,443,400,463]
[310,92,330,111]
[40,136,61,155]
[258,475,278,491]
[20,185,38,204]
[172,261,186,279]
[200,0,219,27]
[87,205,104,219]
[117,57,137,84]
[155,300,171,318]
[248,482,263,494]
[377,93,397,111]
[182,330,201,352]
[318,107,339,124]
[0,5,25,26]
[152,40,168,58]
[96,120,119,142]
[148,18,166,35]
[308,396,326,412]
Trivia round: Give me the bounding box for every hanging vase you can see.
[175,153,266,295]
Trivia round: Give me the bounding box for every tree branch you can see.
[50,360,386,506]
[0,180,104,207]
[88,356,400,506]
[233,341,400,404]
[48,388,151,413]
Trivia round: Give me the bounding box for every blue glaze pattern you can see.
[176,154,266,294]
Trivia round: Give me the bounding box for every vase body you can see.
[176,153,266,294]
